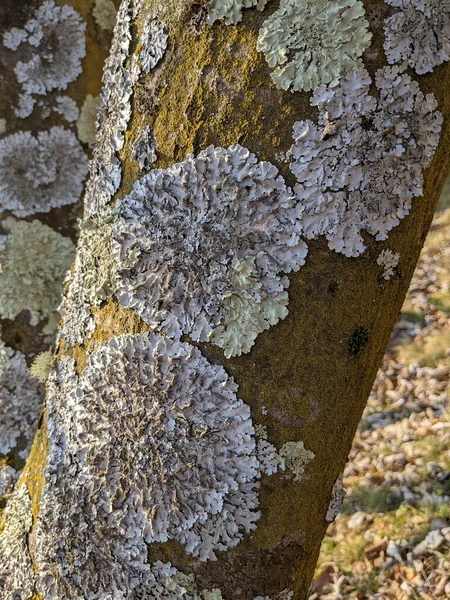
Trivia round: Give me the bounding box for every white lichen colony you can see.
[3,1,86,113]
[207,0,268,25]
[290,67,442,257]
[35,334,262,595]
[0,486,35,599]
[0,218,75,327]
[256,0,372,92]
[113,145,307,358]
[139,20,168,73]
[325,473,345,522]
[377,248,400,280]
[0,127,88,217]
[384,0,450,75]
[0,345,43,460]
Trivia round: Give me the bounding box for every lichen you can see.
[113,145,307,358]
[377,248,400,280]
[290,67,442,257]
[29,350,55,383]
[0,127,88,217]
[325,473,345,522]
[277,442,315,481]
[0,218,75,327]
[0,486,35,599]
[60,210,118,347]
[3,1,86,103]
[93,0,118,31]
[384,0,450,75]
[85,0,167,217]
[0,345,44,460]
[132,125,157,169]
[138,20,168,73]
[256,0,372,92]
[35,334,261,596]
[53,95,79,123]
[207,0,268,25]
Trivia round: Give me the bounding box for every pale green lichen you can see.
[209,257,289,359]
[256,0,372,92]
[0,218,75,327]
[30,350,55,383]
[93,0,117,31]
[168,573,224,599]
[277,441,315,481]
[0,340,10,376]
[76,94,100,147]
[207,0,268,25]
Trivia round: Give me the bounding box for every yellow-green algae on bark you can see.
[25,0,450,598]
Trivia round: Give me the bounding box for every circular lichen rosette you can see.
[34,334,262,597]
[113,145,307,358]
[289,67,442,257]
[0,127,88,217]
[256,0,372,92]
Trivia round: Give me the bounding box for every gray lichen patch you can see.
[0,344,44,460]
[60,211,118,347]
[384,0,450,75]
[113,145,307,358]
[290,67,442,257]
[325,473,345,522]
[35,335,261,596]
[0,127,88,217]
[3,0,86,112]
[207,0,268,25]
[0,486,35,599]
[0,218,75,328]
[256,0,372,92]
[377,248,400,280]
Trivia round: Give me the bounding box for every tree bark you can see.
[2,1,450,599]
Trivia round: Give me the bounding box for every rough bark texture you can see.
[2,1,450,599]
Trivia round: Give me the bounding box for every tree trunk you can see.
[2,1,450,599]
[0,0,118,503]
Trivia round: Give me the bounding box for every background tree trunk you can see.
[2,1,450,599]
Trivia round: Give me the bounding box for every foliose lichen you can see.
[0,218,75,327]
[290,67,442,257]
[85,0,167,217]
[377,248,400,280]
[93,0,118,31]
[384,0,450,75]
[0,344,43,460]
[76,94,100,147]
[0,486,35,599]
[0,127,88,217]
[138,20,168,73]
[207,0,268,25]
[325,473,345,522]
[113,145,307,358]
[60,210,118,347]
[35,334,261,596]
[256,0,372,92]
[277,441,315,481]
[3,0,86,112]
